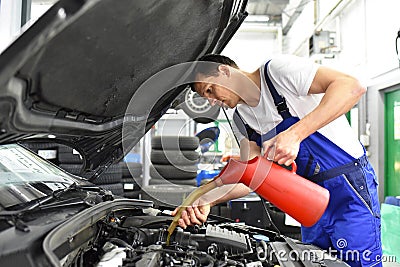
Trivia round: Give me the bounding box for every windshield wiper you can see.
[0,197,88,233]
[0,183,76,217]
[0,183,111,218]
[0,183,115,233]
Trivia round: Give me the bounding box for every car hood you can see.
[0,0,247,172]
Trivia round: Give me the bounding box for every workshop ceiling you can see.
[31,0,291,25]
[32,0,58,4]
[246,0,290,24]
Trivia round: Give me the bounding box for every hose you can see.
[260,198,281,236]
[107,237,134,250]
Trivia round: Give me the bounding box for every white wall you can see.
[0,1,53,54]
[283,0,400,200]
[222,22,282,72]
[0,0,22,52]
[29,2,54,25]
[283,1,315,56]
[284,0,400,82]
[365,0,399,78]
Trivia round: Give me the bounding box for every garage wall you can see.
[282,1,315,57]
[0,0,54,53]
[0,0,22,52]
[364,0,400,78]
[284,0,399,75]
[283,0,400,201]
[224,0,400,201]
[30,2,52,22]
[363,0,400,201]
[222,23,282,72]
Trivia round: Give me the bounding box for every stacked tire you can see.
[21,142,83,166]
[89,165,124,196]
[57,145,84,165]
[52,145,124,196]
[149,136,200,186]
[20,142,125,196]
[120,161,143,199]
[141,136,200,207]
[21,142,60,165]
[59,163,124,196]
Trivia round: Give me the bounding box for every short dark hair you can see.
[189,54,238,92]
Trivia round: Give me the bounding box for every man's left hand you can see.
[262,129,301,166]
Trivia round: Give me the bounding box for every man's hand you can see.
[171,198,211,229]
[262,128,301,166]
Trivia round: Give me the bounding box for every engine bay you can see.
[42,200,343,267]
[69,209,280,267]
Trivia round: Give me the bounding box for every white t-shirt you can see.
[232,54,364,159]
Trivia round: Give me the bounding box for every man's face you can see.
[194,72,242,109]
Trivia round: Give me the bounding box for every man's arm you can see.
[200,138,260,206]
[240,138,262,161]
[263,66,366,166]
[172,138,260,228]
[204,138,261,203]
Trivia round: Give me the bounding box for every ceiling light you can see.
[245,15,270,23]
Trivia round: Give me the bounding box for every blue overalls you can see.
[233,61,382,267]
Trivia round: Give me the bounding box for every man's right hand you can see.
[171,199,211,229]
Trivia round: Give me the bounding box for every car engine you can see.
[75,211,277,267]
[42,201,343,267]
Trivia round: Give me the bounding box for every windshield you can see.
[0,144,78,210]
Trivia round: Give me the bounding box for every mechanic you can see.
[172,54,382,267]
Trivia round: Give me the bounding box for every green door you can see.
[385,89,400,197]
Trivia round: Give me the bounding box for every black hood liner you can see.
[0,0,247,172]
[18,0,227,118]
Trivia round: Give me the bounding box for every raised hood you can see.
[0,0,247,174]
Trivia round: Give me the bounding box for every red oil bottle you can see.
[213,156,329,227]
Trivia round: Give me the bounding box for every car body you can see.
[0,145,345,266]
[0,0,348,266]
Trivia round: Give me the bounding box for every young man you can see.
[172,54,382,267]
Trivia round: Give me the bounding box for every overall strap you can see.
[233,109,262,146]
[232,60,294,146]
[263,61,292,119]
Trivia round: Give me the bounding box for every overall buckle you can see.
[276,98,289,113]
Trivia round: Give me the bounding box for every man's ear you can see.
[218,65,231,77]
